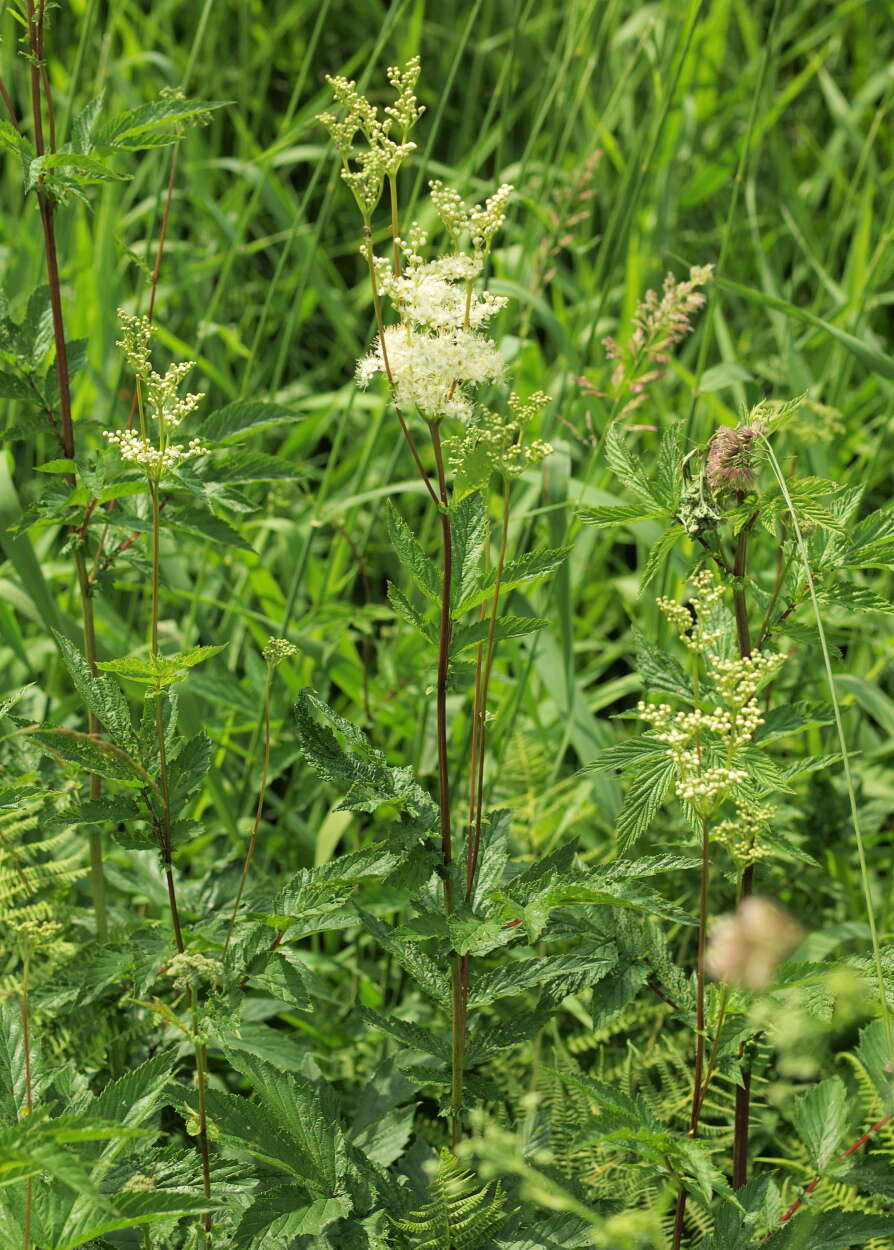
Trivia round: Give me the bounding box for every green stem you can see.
[224,672,272,957]
[190,986,213,1247]
[21,948,32,1250]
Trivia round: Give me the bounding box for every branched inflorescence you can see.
[106,311,206,479]
[640,570,784,815]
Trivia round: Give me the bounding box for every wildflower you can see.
[446,391,553,484]
[105,430,206,477]
[706,897,804,989]
[109,310,207,480]
[356,324,505,423]
[596,263,713,415]
[262,637,298,667]
[164,951,219,992]
[706,423,763,492]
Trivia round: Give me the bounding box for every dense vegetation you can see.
[1,2,893,1247]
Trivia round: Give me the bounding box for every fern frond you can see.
[394,1148,506,1249]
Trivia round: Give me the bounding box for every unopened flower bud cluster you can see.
[714,798,776,866]
[640,572,785,814]
[262,636,298,667]
[446,391,553,481]
[165,951,219,992]
[108,311,207,481]
[319,58,423,215]
[657,568,725,653]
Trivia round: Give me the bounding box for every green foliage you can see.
[1,5,893,1246]
[394,1149,507,1249]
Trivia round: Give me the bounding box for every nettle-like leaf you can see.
[52,631,136,753]
[295,689,437,827]
[450,492,488,606]
[579,502,664,529]
[788,1076,851,1172]
[455,547,569,615]
[386,500,440,603]
[359,910,450,1007]
[603,423,664,509]
[450,615,547,655]
[97,644,226,688]
[28,728,148,786]
[197,399,300,444]
[93,96,227,150]
[393,1148,507,1250]
[234,1191,351,1248]
[217,1050,350,1196]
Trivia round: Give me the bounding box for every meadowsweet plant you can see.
[3,9,894,1250]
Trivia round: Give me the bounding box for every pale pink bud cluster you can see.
[706,897,804,989]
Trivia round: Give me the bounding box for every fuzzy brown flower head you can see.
[706,423,763,492]
[706,896,803,989]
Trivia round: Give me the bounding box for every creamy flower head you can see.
[357,325,504,422]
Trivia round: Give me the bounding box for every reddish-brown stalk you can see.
[24,0,108,937]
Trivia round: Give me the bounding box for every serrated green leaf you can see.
[788,1076,849,1171]
[197,400,299,443]
[386,501,440,603]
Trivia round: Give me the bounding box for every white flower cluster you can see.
[105,430,206,478]
[377,253,508,333]
[164,951,219,992]
[356,324,504,423]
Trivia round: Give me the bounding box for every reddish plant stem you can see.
[763,1115,891,1241]
[672,816,711,1249]
[27,0,107,937]
[730,504,756,1190]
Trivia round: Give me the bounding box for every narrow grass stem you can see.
[762,438,892,1054]
[224,671,272,957]
[428,419,464,1145]
[190,986,213,1247]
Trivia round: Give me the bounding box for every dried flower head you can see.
[706,423,763,493]
[706,897,804,989]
